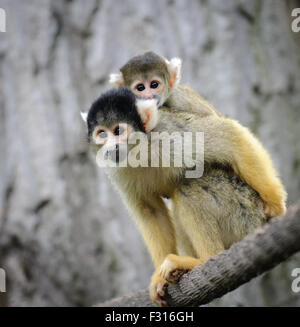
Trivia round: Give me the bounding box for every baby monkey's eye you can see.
[114,126,125,136]
[150,81,159,89]
[136,84,145,92]
[97,130,107,138]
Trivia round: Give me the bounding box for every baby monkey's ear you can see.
[136,99,159,132]
[109,72,125,87]
[165,57,182,88]
[80,112,88,124]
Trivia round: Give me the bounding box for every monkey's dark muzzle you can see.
[104,144,127,164]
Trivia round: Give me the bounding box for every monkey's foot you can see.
[260,183,287,218]
[264,199,287,218]
[149,273,169,307]
[159,254,202,284]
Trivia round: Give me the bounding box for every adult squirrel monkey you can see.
[83,88,267,306]
[109,51,287,218]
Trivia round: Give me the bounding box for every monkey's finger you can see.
[156,280,166,297]
[155,281,169,306]
[166,269,187,283]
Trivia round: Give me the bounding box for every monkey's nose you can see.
[144,90,153,99]
[115,144,120,162]
[105,144,120,162]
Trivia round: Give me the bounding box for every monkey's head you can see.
[109,51,182,106]
[81,88,158,164]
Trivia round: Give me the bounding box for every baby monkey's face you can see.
[129,74,165,106]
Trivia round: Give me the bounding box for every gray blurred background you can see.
[0,0,300,306]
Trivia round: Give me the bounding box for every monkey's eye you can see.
[114,126,125,136]
[150,81,159,89]
[136,84,145,92]
[97,130,107,138]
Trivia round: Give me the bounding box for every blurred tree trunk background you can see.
[0,0,299,306]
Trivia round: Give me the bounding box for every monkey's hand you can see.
[149,272,169,307]
[150,254,204,306]
[159,254,190,284]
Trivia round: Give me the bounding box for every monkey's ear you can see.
[80,112,88,124]
[165,57,182,88]
[136,99,159,132]
[109,73,125,87]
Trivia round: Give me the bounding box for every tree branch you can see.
[95,201,300,307]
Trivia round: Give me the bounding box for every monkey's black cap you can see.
[87,88,145,141]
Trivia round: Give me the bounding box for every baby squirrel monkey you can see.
[109,51,287,218]
[83,88,267,306]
